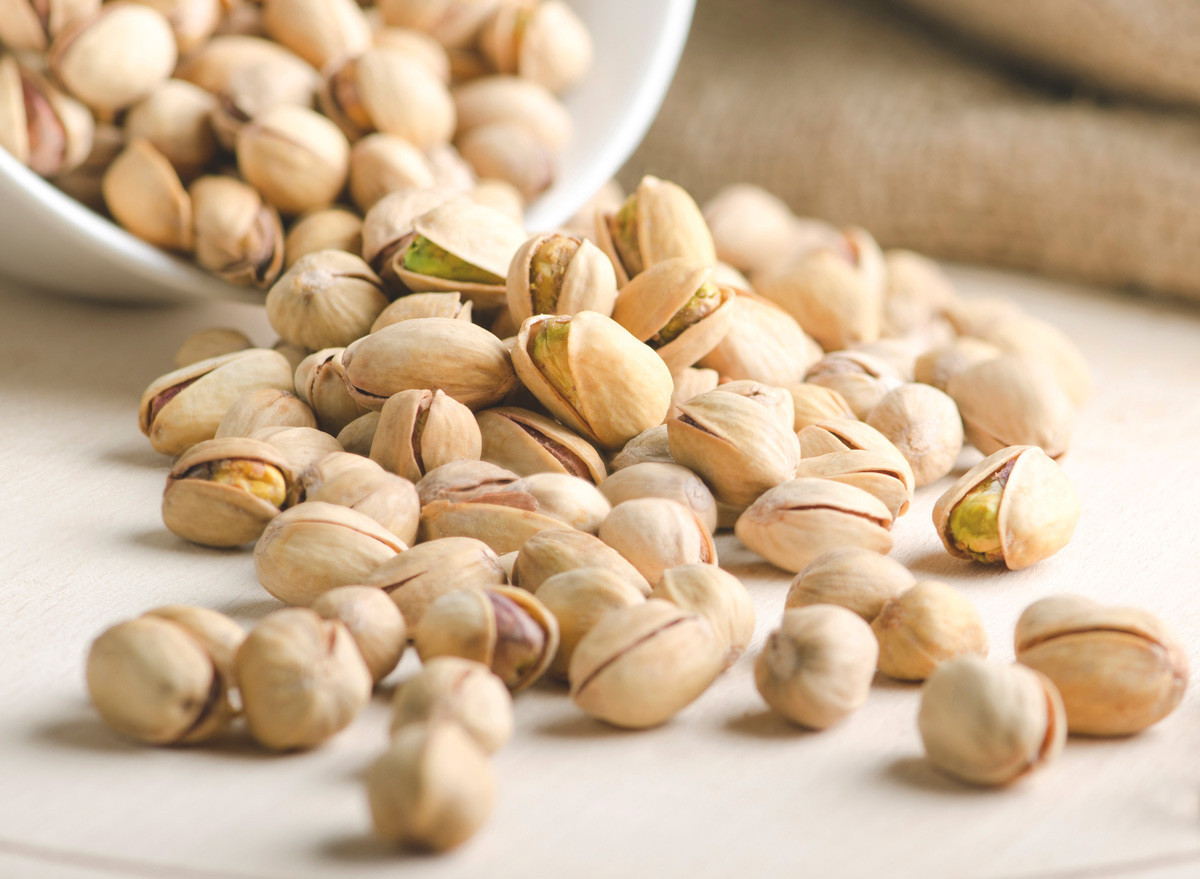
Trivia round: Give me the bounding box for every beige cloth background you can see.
[626,0,1200,302]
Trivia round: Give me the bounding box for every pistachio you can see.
[969,315,1093,407]
[596,175,716,285]
[124,79,217,180]
[374,27,452,84]
[599,498,717,586]
[360,186,463,273]
[51,119,122,210]
[524,472,611,533]
[237,105,350,215]
[162,437,295,547]
[696,291,823,388]
[236,607,372,750]
[414,585,559,691]
[452,73,569,150]
[191,175,285,289]
[702,183,800,276]
[0,0,98,52]
[784,547,915,623]
[378,0,504,49]
[569,599,726,729]
[272,340,310,375]
[371,291,473,331]
[134,0,221,54]
[805,351,905,420]
[505,232,617,326]
[366,536,505,629]
[49,3,177,115]
[390,658,512,752]
[370,388,482,482]
[139,348,295,456]
[335,411,380,456]
[914,337,1002,392]
[932,445,1079,570]
[666,386,801,510]
[254,501,406,606]
[598,462,718,535]
[456,120,552,200]
[415,459,527,506]
[513,312,674,451]
[470,176,524,221]
[535,567,646,680]
[312,585,407,684]
[865,383,963,487]
[944,297,1026,339]
[367,722,495,852]
[511,528,650,595]
[342,317,518,410]
[261,0,371,69]
[793,449,913,519]
[919,657,1065,786]
[755,605,878,730]
[711,261,754,291]
[348,133,436,211]
[478,0,592,94]
[476,406,606,484]
[86,609,242,745]
[103,138,193,251]
[735,478,893,574]
[250,424,343,472]
[797,419,915,484]
[208,50,322,151]
[418,497,570,555]
[177,34,317,96]
[298,451,420,545]
[294,347,372,435]
[0,54,93,177]
[787,383,856,432]
[1014,595,1188,736]
[668,367,720,421]
[651,564,753,663]
[284,208,363,270]
[267,250,387,350]
[853,338,923,382]
[881,250,957,338]
[142,605,245,700]
[174,327,253,368]
[872,581,988,682]
[608,425,674,471]
[948,354,1075,459]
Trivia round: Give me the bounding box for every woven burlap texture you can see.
[625,0,1200,301]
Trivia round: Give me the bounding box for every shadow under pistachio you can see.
[316,833,429,866]
[724,709,814,741]
[32,715,143,756]
[881,756,995,797]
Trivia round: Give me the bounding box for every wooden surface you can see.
[2,267,1199,879]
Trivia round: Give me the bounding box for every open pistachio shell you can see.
[103,138,192,251]
[366,536,505,629]
[668,367,720,420]
[418,498,571,555]
[696,290,823,387]
[805,350,904,420]
[505,232,617,326]
[191,175,284,289]
[299,451,420,545]
[787,383,856,431]
[797,419,915,487]
[476,406,605,484]
[370,388,482,482]
[0,55,94,176]
[512,528,650,595]
[793,449,913,519]
[294,347,372,436]
[362,187,464,270]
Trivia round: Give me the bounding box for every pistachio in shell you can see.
[608,425,673,471]
[914,337,1002,393]
[191,175,285,289]
[236,105,350,216]
[456,120,553,200]
[599,498,717,586]
[260,0,372,70]
[668,367,720,421]
[535,567,647,680]
[881,249,957,338]
[378,0,505,50]
[213,387,316,439]
[792,449,913,519]
[805,350,905,420]
[0,54,93,177]
[476,406,606,484]
[872,581,989,682]
[366,536,506,629]
[651,564,754,664]
[417,496,571,555]
[784,547,915,623]
[505,232,617,326]
[347,133,436,212]
[797,419,915,486]
[415,460,528,506]
[523,473,611,533]
[598,462,718,535]
[370,291,473,332]
[787,383,856,432]
[511,528,650,595]
[250,425,344,473]
[360,186,464,273]
[335,411,381,456]
[312,585,407,684]
[298,451,420,545]
[175,327,253,369]
[124,78,217,179]
[390,657,512,754]
[866,383,964,487]
[266,250,387,351]
[370,388,482,482]
[285,207,363,270]
[0,0,99,52]
[294,347,373,435]
[102,138,192,251]
[478,0,593,94]
[452,74,570,151]
[695,290,824,388]
[702,183,800,275]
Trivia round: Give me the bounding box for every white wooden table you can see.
[3,266,1199,879]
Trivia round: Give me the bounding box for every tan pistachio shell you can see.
[784,547,915,623]
[348,133,436,212]
[479,0,592,94]
[0,56,94,176]
[948,354,1074,459]
[418,498,571,555]
[299,451,420,545]
[250,425,344,472]
[294,347,372,435]
[871,580,989,682]
[370,388,482,482]
[608,425,673,471]
[312,585,407,684]
[191,175,285,289]
[284,208,363,270]
[735,478,894,574]
[267,250,387,350]
[971,315,1092,407]
[599,498,717,586]
[102,138,192,251]
[711,380,795,431]
[652,564,754,663]
[416,460,527,506]
[523,473,611,533]
[177,35,313,93]
[335,411,381,456]
[374,27,452,84]
[1014,595,1188,737]
[261,0,372,70]
[378,0,505,49]
[361,186,465,269]
[701,183,799,275]
[793,449,913,519]
[215,388,316,438]
[932,445,1079,571]
[512,528,650,595]
[174,328,253,368]
[141,605,245,703]
[366,536,505,628]
[668,367,720,421]
[536,567,646,680]
[853,338,922,382]
[452,73,569,149]
[696,291,823,388]
[797,419,916,487]
[390,656,513,754]
[476,406,606,484]
[0,0,99,52]
[236,105,350,216]
[505,232,617,326]
[253,501,407,606]
[457,120,552,200]
[598,462,718,535]
[866,383,964,487]
[914,337,1002,392]
[124,78,216,179]
[787,383,856,431]
[371,291,473,331]
[804,350,905,420]
[207,49,322,151]
[881,249,957,337]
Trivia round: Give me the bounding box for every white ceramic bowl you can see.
[0,0,694,303]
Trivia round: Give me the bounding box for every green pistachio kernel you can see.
[649,281,722,348]
[528,236,581,314]
[609,194,643,277]
[530,317,579,409]
[948,462,1015,563]
[402,236,503,285]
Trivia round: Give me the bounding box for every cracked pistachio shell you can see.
[312,585,407,684]
[250,425,343,472]
[261,0,371,69]
[932,445,1079,570]
[787,383,855,432]
[598,462,718,535]
[175,327,253,368]
[569,599,726,729]
[595,175,716,286]
[457,121,552,200]
[477,406,605,484]
[612,259,736,374]
[103,138,192,251]
[336,411,380,456]
[285,208,362,270]
[970,315,1092,407]
[343,317,518,410]
[0,56,94,177]
[253,501,407,606]
[139,348,295,456]
[125,79,217,180]
[370,388,482,482]
[371,291,472,331]
[392,201,526,308]
[881,250,957,338]
[652,564,753,663]
[866,383,963,487]
[379,0,504,49]
[805,351,905,420]
[367,536,505,628]
[920,657,1065,787]
[237,105,350,216]
[785,548,915,623]
[756,227,884,351]
[237,608,372,750]
[872,581,988,682]
[414,585,559,691]
[948,354,1073,459]
[267,250,387,350]
[536,568,646,680]
[668,367,720,420]
[86,610,240,745]
[299,451,420,545]
[756,605,878,730]
[418,497,570,555]
[49,3,177,115]
[696,291,823,387]
[798,418,914,482]
[1014,595,1187,737]
[361,187,464,270]
[191,176,285,289]
[505,233,617,326]
[709,380,795,431]
[479,0,591,94]
[609,425,673,471]
[391,657,512,753]
[599,498,717,586]
[294,347,372,435]
[0,0,99,51]
[914,337,1002,392]
[523,472,611,533]
[793,449,913,519]
[163,437,295,547]
[666,386,800,510]
[348,133,435,212]
[368,721,495,852]
[322,47,454,147]
[416,460,527,506]
[452,73,569,148]
[513,312,674,452]
[735,478,893,574]
[702,184,799,276]
[512,528,649,595]
[215,388,315,439]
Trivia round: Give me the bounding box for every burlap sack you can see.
[625,0,1200,301]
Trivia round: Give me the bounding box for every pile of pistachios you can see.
[0,0,592,286]
[85,171,1188,854]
